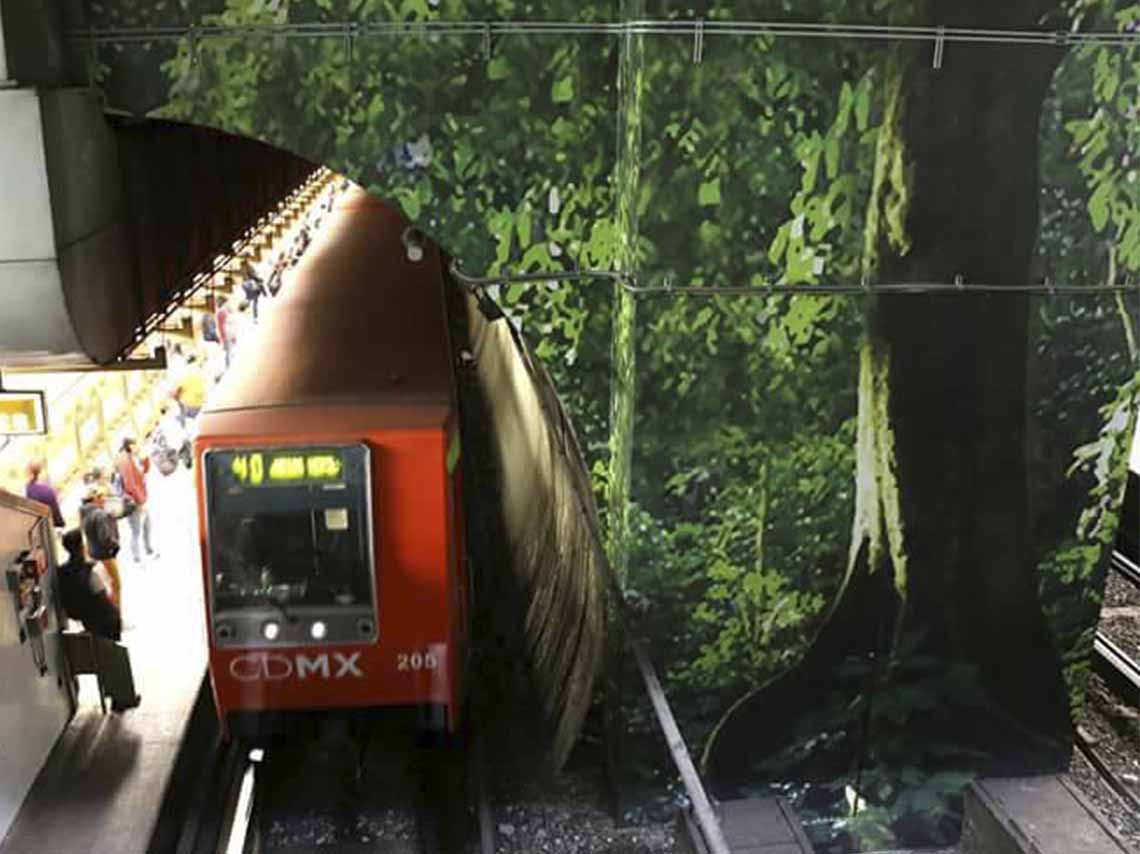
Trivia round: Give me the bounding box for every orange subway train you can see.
[193,187,469,739]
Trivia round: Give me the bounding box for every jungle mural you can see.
[71,0,1139,849]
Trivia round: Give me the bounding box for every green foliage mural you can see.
[76,0,1140,849]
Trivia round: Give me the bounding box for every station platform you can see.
[0,466,207,854]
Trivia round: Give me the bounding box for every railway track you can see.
[1074,543,1140,827]
[1094,548,1140,705]
[197,717,492,854]
[1111,548,1140,590]
[1074,727,1140,819]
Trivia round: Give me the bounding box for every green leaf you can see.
[584,219,618,266]
[399,190,421,221]
[521,243,551,269]
[769,223,790,265]
[800,133,823,194]
[486,55,510,81]
[552,76,574,104]
[824,134,841,179]
[516,208,532,248]
[1088,181,1112,232]
[855,81,871,132]
[698,178,721,207]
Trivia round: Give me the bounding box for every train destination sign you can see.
[228,448,344,487]
[0,391,47,436]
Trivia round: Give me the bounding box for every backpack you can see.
[201,312,219,343]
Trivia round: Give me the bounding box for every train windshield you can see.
[204,445,374,614]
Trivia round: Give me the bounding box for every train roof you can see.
[202,187,455,426]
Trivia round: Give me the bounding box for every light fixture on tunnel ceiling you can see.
[401,226,426,263]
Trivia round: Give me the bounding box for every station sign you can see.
[0,391,47,436]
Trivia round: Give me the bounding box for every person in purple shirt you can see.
[25,461,64,527]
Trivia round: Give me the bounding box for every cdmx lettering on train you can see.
[228,652,365,682]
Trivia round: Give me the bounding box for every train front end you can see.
[198,421,464,739]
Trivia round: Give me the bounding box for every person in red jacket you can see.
[115,438,158,562]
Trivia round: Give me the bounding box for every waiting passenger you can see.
[59,528,121,640]
[228,302,252,362]
[79,486,122,608]
[173,354,207,426]
[266,255,286,298]
[151,406,190,475]
[240,265,265,321]
[115,438,158,563]
[59,529,141,712]
[216,300,234,368]
[24,461,64,527]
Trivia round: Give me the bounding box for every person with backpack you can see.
[59,528,141,712]
[79,486,122,608]
[59,528,121,640]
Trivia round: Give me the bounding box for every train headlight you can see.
[262,620,281,641]
[357,618,374,638]
[310,621,327,640]
[216,622,234,642]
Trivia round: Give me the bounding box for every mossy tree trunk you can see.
[603,0,644,818]
[864,0,1070,748]
[706,0,1074,792]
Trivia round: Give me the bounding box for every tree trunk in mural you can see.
[705,0,1071,795]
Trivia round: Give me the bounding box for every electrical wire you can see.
[65,18,1140,48]
[448,259,1140,298]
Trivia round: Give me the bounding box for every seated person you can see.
[59,529,141,712]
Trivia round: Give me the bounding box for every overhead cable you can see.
[65,19,1140,49]
[448,259,1140,298]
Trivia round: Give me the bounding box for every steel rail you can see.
[221,751,259,854]
[63,19,1140,48]
[1092,631,1140,704]
[1112,549,1140,589]
[1074,728,1140,817]
[449,259,1140,297]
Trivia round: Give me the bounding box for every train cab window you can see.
[204,444,377,646]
